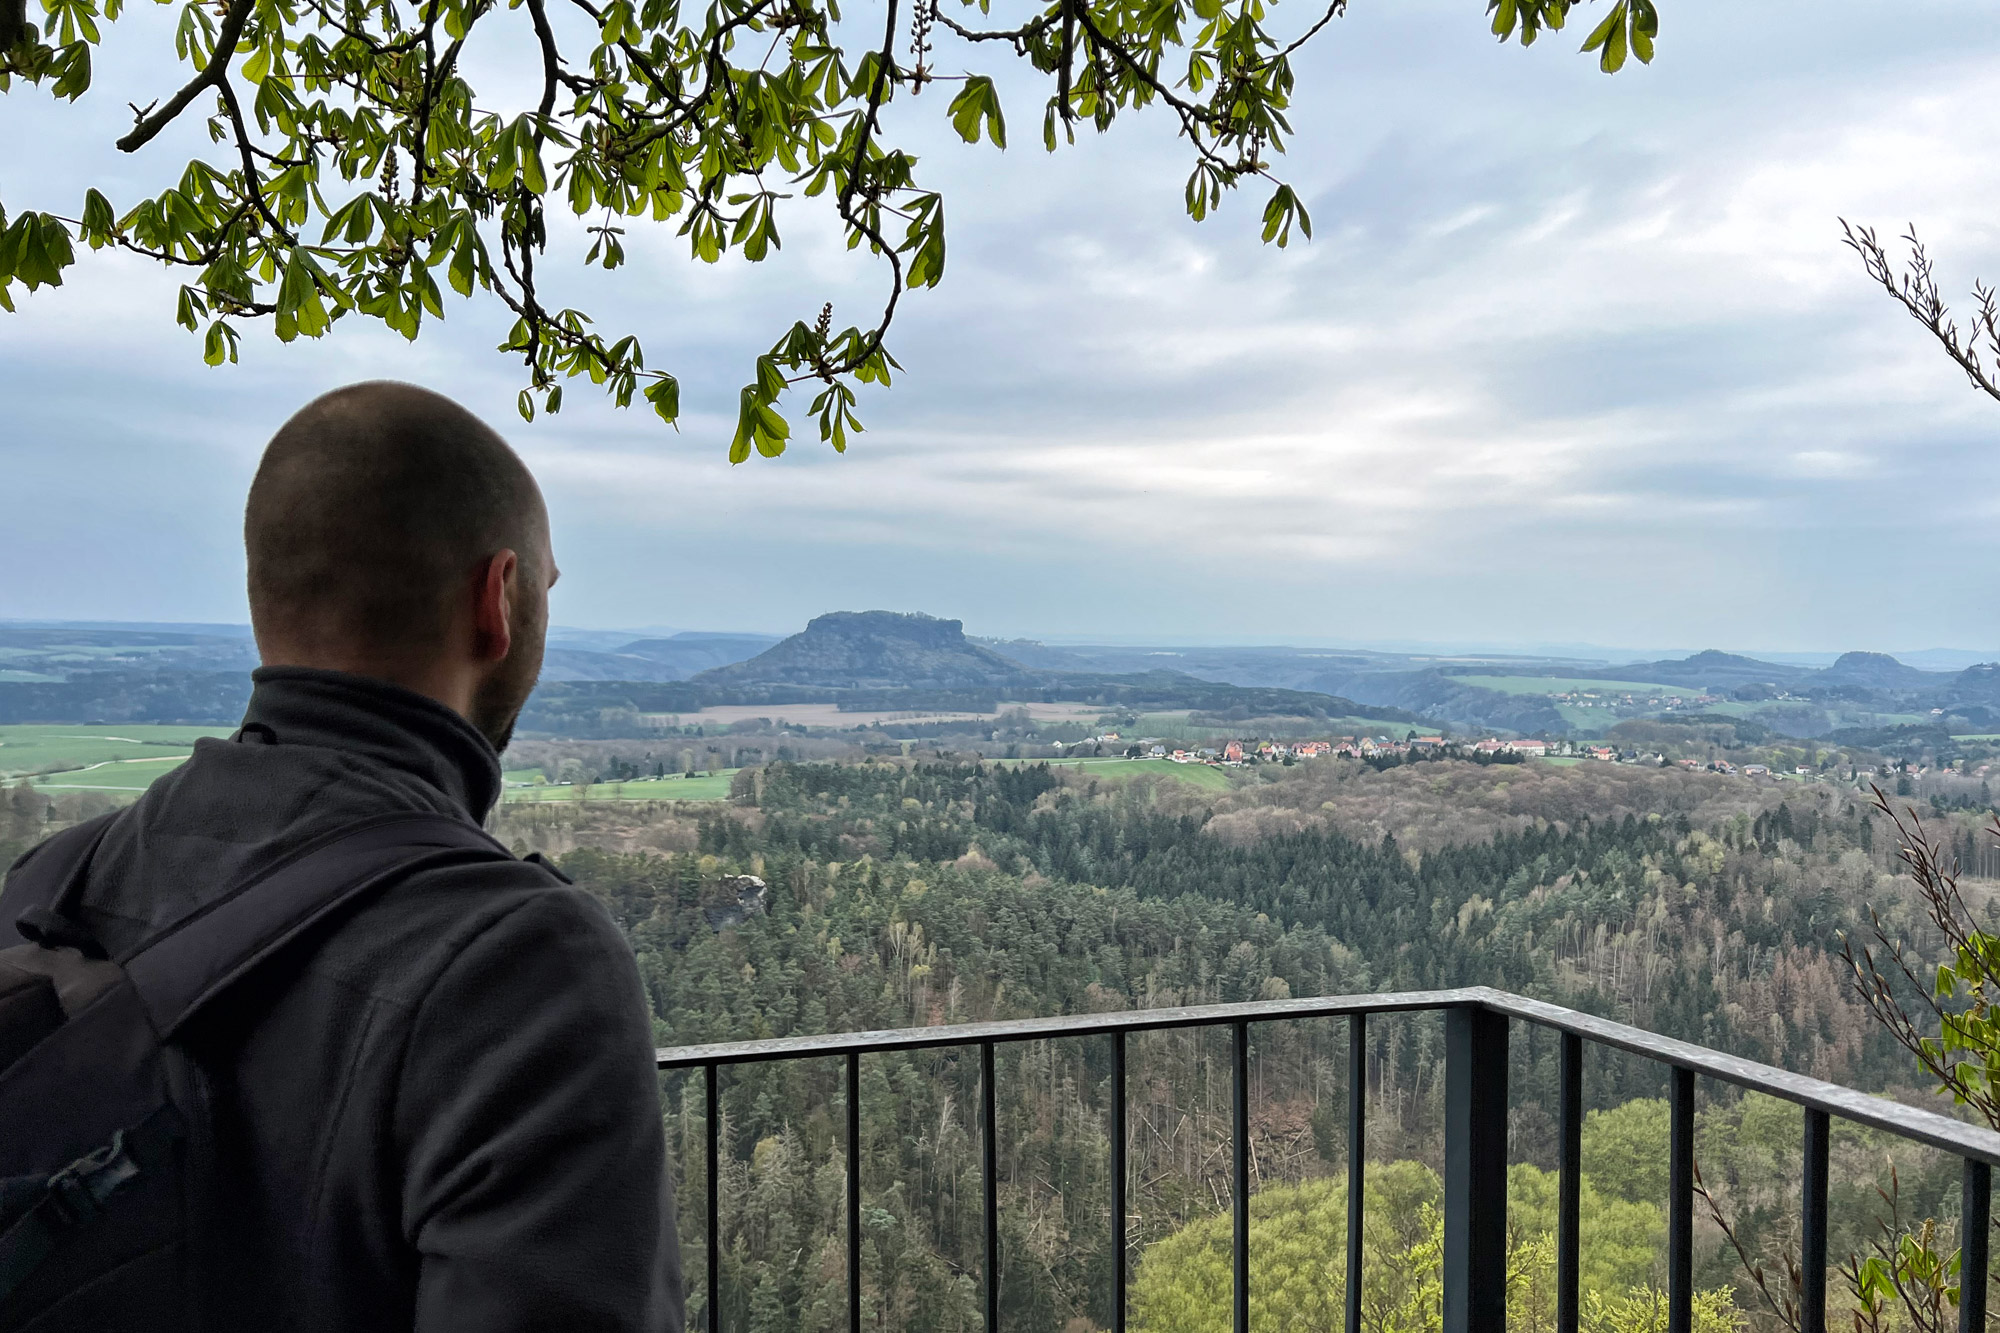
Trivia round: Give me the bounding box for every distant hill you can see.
[697,612,1034,690]
[0,624,258,677]
[1945,662,2000,706]
[1814,651,1944,691]
[1327,669,1568,736]
[538,633,778,682]
[0,671,250,725]
[1595,650,1808,692]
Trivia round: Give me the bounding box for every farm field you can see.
[31,757,191,791]
[999,756,1236,791]
[502,771,739,802]
[1553,704,1612,733]
[1452,675,1689,697]
[0,724,231,778]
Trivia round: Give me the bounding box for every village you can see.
[1043,729,1998,786]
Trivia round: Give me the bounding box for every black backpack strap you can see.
[1,812,124,958]
[120,812,514,1041]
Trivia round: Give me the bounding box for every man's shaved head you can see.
[246,382,554,746]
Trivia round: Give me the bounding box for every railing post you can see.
[1668,1067,1694,1333]
[983,1041,999,1333]
[1443,1006,1507,1333]
[706,1063,721,1333]
[847,1049,862,1333]
[1802,1109,1828,1333]
[1346,1013,1365,1333]
[1963,1158,1990,1333]
[1557,1033,1581,1333]
[1233,1019,1251,1333]
[1111,1031,1127,1333]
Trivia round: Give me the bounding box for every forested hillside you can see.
[471,757,1995,1332]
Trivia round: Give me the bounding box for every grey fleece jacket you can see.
[2,668,683,1332]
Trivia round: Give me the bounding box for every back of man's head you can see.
[245,381,547,672]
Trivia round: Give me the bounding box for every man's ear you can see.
[473,549,519,664]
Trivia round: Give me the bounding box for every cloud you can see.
[2,0,1998,651]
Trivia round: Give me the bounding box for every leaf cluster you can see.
[3,0,1655,454]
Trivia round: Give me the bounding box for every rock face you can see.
[703,875,768,931]
[694,611,1032,689]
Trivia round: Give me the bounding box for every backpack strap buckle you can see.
[42,1130,141,1228]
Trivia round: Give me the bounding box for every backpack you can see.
[0,809,515,1332]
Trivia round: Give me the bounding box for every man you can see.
[4,383,682,1330]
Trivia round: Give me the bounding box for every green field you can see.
[1001,756,1236,791]
[502,771,739,802]
[1453,675,1690,697]
[1553,704,1613,734]
[30,757,193,791]
[0,724,232,779]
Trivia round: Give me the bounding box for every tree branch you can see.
[215,74,294,241]
[1843,219,2000,405]
[115,0,256,153]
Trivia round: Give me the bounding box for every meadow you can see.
[0,724,232,779]
[501,770,739,802]
[29,757,194,792]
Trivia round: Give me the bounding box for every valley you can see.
[4,611,1999,1331]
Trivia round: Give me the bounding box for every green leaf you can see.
[1581,2,1628,73]
[644,374,680,425]
[202,318,239,365]
[79,188,116,247]
[1629,0,1657,62]
[1259,184,1310,248]
[947,76,1007,149]
[755,354,786,398]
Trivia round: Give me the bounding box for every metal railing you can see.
[655,985,2000,1333]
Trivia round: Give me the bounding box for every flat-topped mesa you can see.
[693,610,1032,690]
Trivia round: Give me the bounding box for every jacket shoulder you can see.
[307,852,618,1010]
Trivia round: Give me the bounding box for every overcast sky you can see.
[3,0,1998,655]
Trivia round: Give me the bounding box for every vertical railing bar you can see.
[1112,1030,1127,1333]
[847,1049,861,1333]
[1802,1108,1828,1333]
[983,1040,999,1333]
[1668,1066,1694,1333]
[1233,1019,1250,1333]
[1345,1013,1365,1333]
[706,1062,721,1333]
[1963,1158,1990,1333]
[1442,1006,1508,1333]
[1557,1033,1581,1333]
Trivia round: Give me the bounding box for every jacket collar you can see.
[238,667,503,820]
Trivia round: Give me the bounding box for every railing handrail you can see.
[656,984,2000,1165]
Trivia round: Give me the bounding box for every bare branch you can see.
[1843,220,2000,404]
